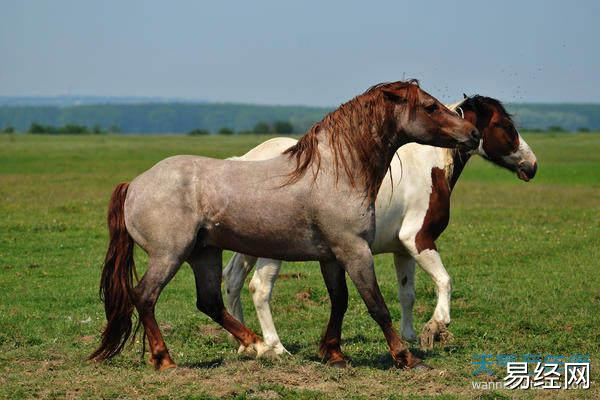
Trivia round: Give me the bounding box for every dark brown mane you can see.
[465,95,513,122]
[283,80,421,199]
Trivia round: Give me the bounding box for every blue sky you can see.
[1,0,598,106]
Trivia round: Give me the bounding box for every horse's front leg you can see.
[336,241,422,369]
[318,260,349,367]
[398,219,453,350]
[412,248,453,350]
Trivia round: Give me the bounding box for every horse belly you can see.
[371,202,405,254]
[204,223,333,261]
[198,176,333,260]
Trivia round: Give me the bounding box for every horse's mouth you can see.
[517,168,531,182]
[516,161,537,182]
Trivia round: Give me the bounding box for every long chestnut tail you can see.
[89,182,139,361]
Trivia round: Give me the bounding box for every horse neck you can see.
[316,125,402,201]
[443,100,478,190]
[444,147,473,191]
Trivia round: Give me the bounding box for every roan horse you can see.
[223,94,537,355]
[90,81,480,370]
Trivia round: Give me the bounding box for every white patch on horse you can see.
[502,132,536,167]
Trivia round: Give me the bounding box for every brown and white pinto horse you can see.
[223,94,537,355]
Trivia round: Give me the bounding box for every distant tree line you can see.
[506,103,600,132]
[521,125,591,133]
[24,122,120,135]
[251,120,294,134]
[1,102,599,134]
[188,120,295,136]
[0,103,329,134]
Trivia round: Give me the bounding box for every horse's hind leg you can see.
[393,253,417,342]
[188,246,271,357]
[133,255,182,371]
[249,258,288,355]
[222,253,258,323]
[318,260,349,367]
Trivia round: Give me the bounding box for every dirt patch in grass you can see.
[198,324,227,338]
[142,360,485,399]
[278,272,305,280]
[7,356,494,399]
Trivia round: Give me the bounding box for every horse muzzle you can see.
[517,160,537,182]
[458,129,481,151]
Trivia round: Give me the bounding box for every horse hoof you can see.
[238,343,257,357]
[149,356,177,371]
[239,341,275,358]
[402,331,418,343]
[438,327,454,345]
[273,344,292,356]
[419,321,439,350]
[420,333,434,350]
[419,320,452,350]
[257,346,279,360]
[159,361,177,372]
[327,359,347,368]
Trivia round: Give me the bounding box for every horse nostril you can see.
[470,130,481,141]
[530,161,538,178]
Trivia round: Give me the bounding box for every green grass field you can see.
[1,133,599,399]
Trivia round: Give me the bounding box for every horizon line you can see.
[1,94,600,108]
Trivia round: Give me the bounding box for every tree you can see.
[27,122,99,135]
[253,121,271,134]
[29,122,49,134]
[188,129,210,136]
[547,125,565,132]
[60,124,88,134]
[218,127,234,135]
[273,120,294,134]
[1,126,15,133]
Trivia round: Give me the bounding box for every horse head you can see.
[378,81,480,151]
[455,95,537,181]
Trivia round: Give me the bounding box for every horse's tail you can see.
[89,182,139,361]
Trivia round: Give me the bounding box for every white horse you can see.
[223,95,537,354]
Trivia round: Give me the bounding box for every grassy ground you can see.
[0,133,598,399]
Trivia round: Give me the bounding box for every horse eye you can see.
[424,103,437,114]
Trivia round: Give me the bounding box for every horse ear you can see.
[463,93,468,99]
